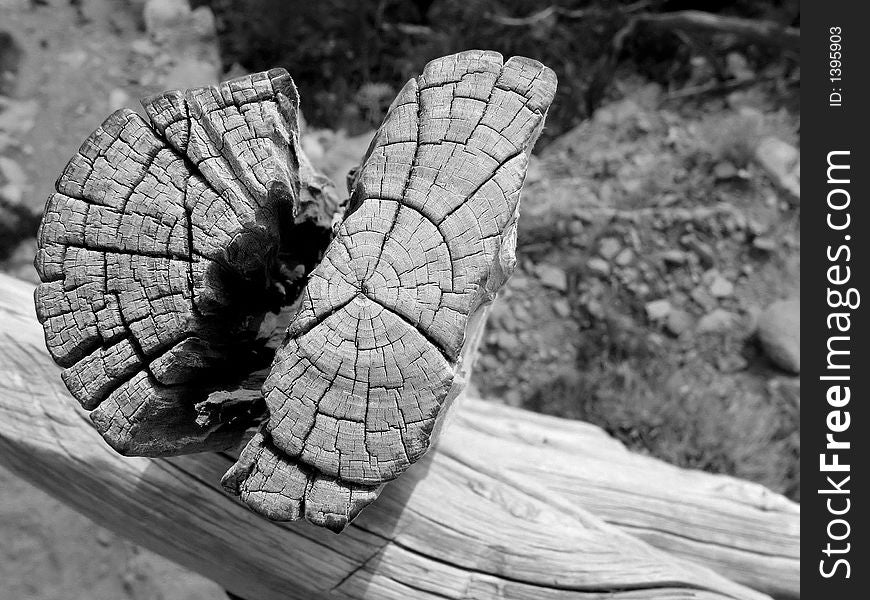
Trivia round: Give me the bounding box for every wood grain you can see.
[224,51,559,530]
[0,273,797,599]
[33,69,339,457]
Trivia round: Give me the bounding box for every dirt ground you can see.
[0,0,800,598]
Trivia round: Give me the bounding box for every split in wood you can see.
[34,51,557,531]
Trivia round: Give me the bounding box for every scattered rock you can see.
[752,237,777,252]
[95,528,114,548]
[511,303,532,324]
[755,136,800,199]
[142,0,221,89]
[0,156,26,186]
[645,298,672,321]
[709,274,734,298]
[683,237,715,268]
[0,97,37,136]
[552,298,571,318]
[690,286,717,311]
[713,161,738,180]
[58,48,88,70]
[661,249,687,265]
[696,308,736,333]
[0,182,22,205]
[587,257,610,276]
[717,353,748,373]
[614,248,634,266]
[129,38,158,57]
[598,237,622,260]
[757,299,800,373]
[144,0,203,41]
[493,331,521,354]
[108,88,131,112]
[726,52,754,81]
[536,264,568,291]
[665,309,693,337]
[593,98,641,126]
[504,389,523,407]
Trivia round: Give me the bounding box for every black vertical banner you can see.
[803,1,867,597]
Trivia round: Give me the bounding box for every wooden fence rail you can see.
[0,273,798,599]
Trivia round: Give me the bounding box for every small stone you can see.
[0,183,23,205]
[726,52,754,81]
[645,299,672,321]
[108,88,131,112]
[665,309,693,337]
[59,49,88,70]
[95,527,114,547]
[567,220,584,236]
[511,302,532,324]
[714,161,738,180]
[622,178,643,195]
[614,248,634,266]
[536,264,568,291]
[504,389,524,407]
[757,299,800,373]
[494,331,521,353]
[510,274,531,290]
[0,156,26,186]
[717,354,749,373]
[129,38,157,57]
[0,98,37,136]
[709,275,734,298]
[552,298,571,318]
[686,238,715,268]
[587,257,610,276]
[696,308,736,333]
[752,237,777,252]
[661,249,687,265]
[755,136,800,199]
[144,0,193,40]
[598,237,622,260]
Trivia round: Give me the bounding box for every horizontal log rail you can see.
[0,273,798,599]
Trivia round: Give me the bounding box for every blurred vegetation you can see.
[196,0,799,140]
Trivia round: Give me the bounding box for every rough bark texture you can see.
[221,51,558,530]
[0,273,796,600]
[33,69,340,457]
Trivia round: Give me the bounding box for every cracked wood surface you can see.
[222,51,559,530]
[33,68,338,456]
[0,273,793,600]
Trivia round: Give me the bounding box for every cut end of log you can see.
[224,51,556,529]
[33,52,556,531]
[34,68,340,456]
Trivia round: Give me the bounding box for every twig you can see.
[634,10,800,51]
[485,1,652,27]
[664,74,799,101]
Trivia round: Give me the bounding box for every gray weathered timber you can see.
[222,51,559,530]
[33,69,339,456]
[0,273,791,600]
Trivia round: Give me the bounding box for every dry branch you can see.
[0,273,798,599]
[634,10,800,51]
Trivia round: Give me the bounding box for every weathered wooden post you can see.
[0,51,799,599]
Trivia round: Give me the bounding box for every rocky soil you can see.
[472,79,801,500]
[0,0,800,598]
